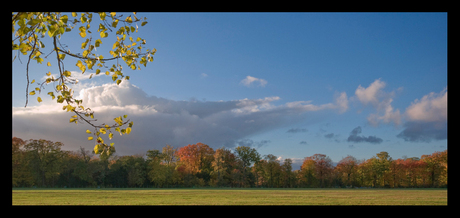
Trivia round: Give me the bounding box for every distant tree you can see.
[211,147,236,187]
[175,143,214,186]
[23,139,64,187]
[281,158,294,188]
[299,156,317,187]
[336,155,358,187]
[311,154,333,188]
[12,137,33,187]
[262,154,281,188]
[421,151,447,187]
[234,146,260,187]
[374,151,392,187]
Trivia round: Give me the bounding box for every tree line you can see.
[12,137,447,188]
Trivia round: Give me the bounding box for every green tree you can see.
[375,151,392,187]
[210,147,236,187]
[12,12,156,155]
[234,146,260,187]
[23,139,65,187]
[262,154,281,188]
[12,137,33,187]
[280,158,294,188]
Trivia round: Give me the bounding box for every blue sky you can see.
[13,12,447,169]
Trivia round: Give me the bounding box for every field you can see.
[12,188,447,205]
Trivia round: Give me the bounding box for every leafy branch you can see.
[12,12,156,156]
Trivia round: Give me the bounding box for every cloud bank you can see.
[13,80,346,155]
[354,79,447,143]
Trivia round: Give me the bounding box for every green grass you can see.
[12,188,447,205]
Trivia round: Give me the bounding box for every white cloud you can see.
[405,87,447,123]
[396,87,447,143]
[355,79,401,126]
[240,75,268,87]
[13,80,345,155]
[355,78,386,106]
[334,92,348,114]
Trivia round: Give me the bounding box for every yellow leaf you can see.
[37,97,42,103]
[47,62,51,67]
[86,130,92,134]
[88,136,93,140]
[126,127,132,134]
[100,128,106,134]
[125,16,132,23]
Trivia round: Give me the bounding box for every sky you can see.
[12,12,447,170]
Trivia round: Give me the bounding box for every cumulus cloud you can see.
[240,75,268,87]
[355,79,401,126]
[13,80,346,155]
[405,87,447,123]
[347,126,383,144]
[397,88,447,142]
[355,79,386,106]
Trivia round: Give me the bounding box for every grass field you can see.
[12,188,447,205]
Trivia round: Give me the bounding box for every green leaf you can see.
[112,19,119,28]
[60,15,68,24]
[63,70,71,77]
[35,57,44,64]
[100,31,108,38]
[123,115,128,119]
[95,39,102,47]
